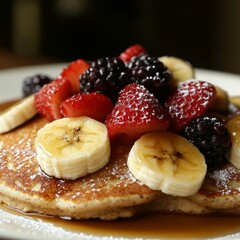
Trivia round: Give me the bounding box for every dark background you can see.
[1,0,240,74]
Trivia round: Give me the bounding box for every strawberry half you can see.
[165,80,216,132]
[58,59,90,93]
[105,83,170,143]
[61,92,113,122]
[35,78,73,121]
[119,44,146,62]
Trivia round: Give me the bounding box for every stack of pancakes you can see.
[0,116,240,220]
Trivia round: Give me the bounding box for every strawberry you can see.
[119,44,146,62]
[165,80,216,132]
[58,59,90,93]
[61,92,113,122]
[105,83,170,143]
[35,78,73,121]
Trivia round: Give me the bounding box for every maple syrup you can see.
[0,100,240,239]
[1,203,240,239]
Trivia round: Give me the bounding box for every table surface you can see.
[0,49,59,70]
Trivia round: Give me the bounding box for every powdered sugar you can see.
[208,165,240,194]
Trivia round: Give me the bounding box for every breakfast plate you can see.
[0,64,240,240]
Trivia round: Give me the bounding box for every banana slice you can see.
[227,115,240,169]
[158,56,195,88]
[0,95,37,134]
[230,96,240,109]
[127,131,207,197]
[35,116,110,180]
[210,85,229,112]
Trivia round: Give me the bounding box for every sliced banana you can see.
[35,116,110,180]
[230,96,240,109]
[0,95,37,134]
[227,115,240,169]
[158,56,195,88]
[127,131,207,197]
[210,85,230,112]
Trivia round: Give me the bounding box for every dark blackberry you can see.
[22,74,52,97]
[181,116,231,169]
[80,57,131,101]
[127,54,171,99]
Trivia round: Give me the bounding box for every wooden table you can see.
[0,49,59,70]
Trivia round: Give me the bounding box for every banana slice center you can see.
[35,116,110,179]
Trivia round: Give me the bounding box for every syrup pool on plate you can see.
[1,203,240,239]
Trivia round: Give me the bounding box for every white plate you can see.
[0,65,240,240]
[0,64,66,102]
[1,65,240,102]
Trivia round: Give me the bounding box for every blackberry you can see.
[182,116,231,169]
[22,74,52,97]
[127,54,171,99]
[80,57,131,101]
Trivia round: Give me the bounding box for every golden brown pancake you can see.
[0,116,240,220]
[0,117,158,220]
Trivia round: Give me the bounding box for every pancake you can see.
[0,117,158,220]
[0,116,240,220]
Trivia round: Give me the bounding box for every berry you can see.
[35,78,73,121]
[119,44,146,62]
[59,59,90,93]
[127,54,171,100]
[105,83,170,143]
[165,80,216,132]
[61,93,113,122]
[80,57,131,102]
[22,74,52,97]
[181,116,231,169]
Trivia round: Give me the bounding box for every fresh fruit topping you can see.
[127,131,207,196]
[119,44,146,62]
[127,54,171,100]
[35,78,73,121]
[80,57,131,102]
[0,95,37,134]
[182,116,231,169]
[227,115,240,169]
[22,74,52,97]
[36,117,110,180]
[105,83,170,143]
[59,59,90,93]
[158,56,195,89]
[165,80,216,132]
[61,92,113,122]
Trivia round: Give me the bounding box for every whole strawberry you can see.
[35,78,73,121]
[105,83,170,143]
[58,59,90,93]
[119,44,146,62]
[165,80,216,132]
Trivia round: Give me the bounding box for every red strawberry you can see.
[165,80,216,132]
[119,44,146,62]
[58,59,90,93]
[61,92,113,122]
[105,83,170,143]
[35,78,73,121]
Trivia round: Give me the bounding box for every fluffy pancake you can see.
[0,117,158,220]
[0,116,240,220]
